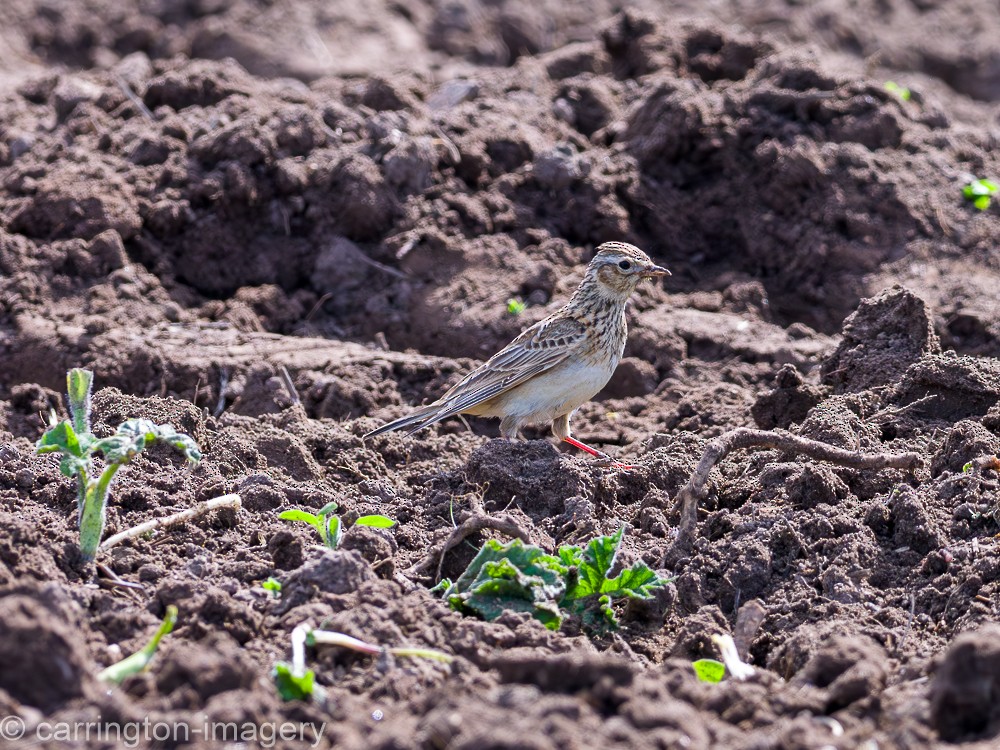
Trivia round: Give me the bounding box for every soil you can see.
[1,1,1000,748]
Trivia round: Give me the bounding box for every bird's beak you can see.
[642,264,671,278]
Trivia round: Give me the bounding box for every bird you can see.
[365,241,670,466]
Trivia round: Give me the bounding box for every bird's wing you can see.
[403,314,588,432]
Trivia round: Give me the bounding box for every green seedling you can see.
[98,605,178,684]
[440,526,668,634]
[273,662,318,702]
[262,577,282,598]
[963,179,998,211]
[274,623,451,702]
[692,659,726,683]
[883,81,911,101]
[963,461,974,473]
[506,297,527,316]
[36,369,201,563]
[279,502,395,549]
[274,623,321,702]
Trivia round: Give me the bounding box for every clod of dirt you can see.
[930,623,1000,742]
[887,486,944,554]
[492,648,636,692]
[891,354,1000,425]
[770,624,887,711]
[751,364,826,430]
[669,605,729,658]
[281,548,376,606]
[464,439,594,518]
[155,633,258,706]
[795,394,882,450]
[0,589,99,712]
[267,529,305,570]
[821,285,940,393]
[930,419,1000,477]
[90,387,208,447]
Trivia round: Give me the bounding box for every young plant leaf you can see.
[355,515,396,528]
[692,659,726,683]
[98,605,178,684]
[963,178,998,211]
[36,420,83,458]
[441,527,669,634]
[279,509,321,525]
[444,539,568,630]
[325,514,342,548]
[317,501,339,517]
[273,662,316,701]
[262,577,282,597]
[66,368,93,436]
[506,298,526,315]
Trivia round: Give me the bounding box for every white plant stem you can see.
[99,494,242,552]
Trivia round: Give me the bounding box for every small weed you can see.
[506,297,526,316]
[439,526,668,633]
[963,178,998,211]
[279,502,395,549]
[262,577,282,598]
[98,605,178,684]
[273,661,317,702]
[883,81,911,101]
[692,659,726,683]
[36,369,201,562]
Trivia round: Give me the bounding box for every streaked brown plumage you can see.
[366,241,670,463]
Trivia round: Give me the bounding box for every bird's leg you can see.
[562,436,633,469]
[552,414,631,469]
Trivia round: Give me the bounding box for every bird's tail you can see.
[364,403,442,439]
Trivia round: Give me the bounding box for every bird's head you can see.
[585,241,670,300]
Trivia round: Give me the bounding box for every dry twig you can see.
[100,494,242,552]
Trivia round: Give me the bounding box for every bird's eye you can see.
[618,260,632,270]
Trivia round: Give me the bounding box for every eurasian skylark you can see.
[366,241,670,465]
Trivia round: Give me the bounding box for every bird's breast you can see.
[477,356,618,422]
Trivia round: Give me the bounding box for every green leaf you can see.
[279,509,321,525]
[325,514,342,548]
[962,461,974,473]
[262,577,282,597]
[36,420,83,458]
[568,526,624,599]
[273,662,316,701]
[883,81,910,101]
[506,298,526,315]
[604,562,666,599]
[59,454,89,478]
[355,515,396,528]
[98,605,178,684]
[66,368,93,436]
[444,539,567,629]
[692,659,726,683]
[964,179,998,210]
[429,578,452,595]
[317,501,339,517]
[114,420,202,464]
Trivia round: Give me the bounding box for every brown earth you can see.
[1,1,1000,748]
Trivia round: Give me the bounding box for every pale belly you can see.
[465,357,617,424]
